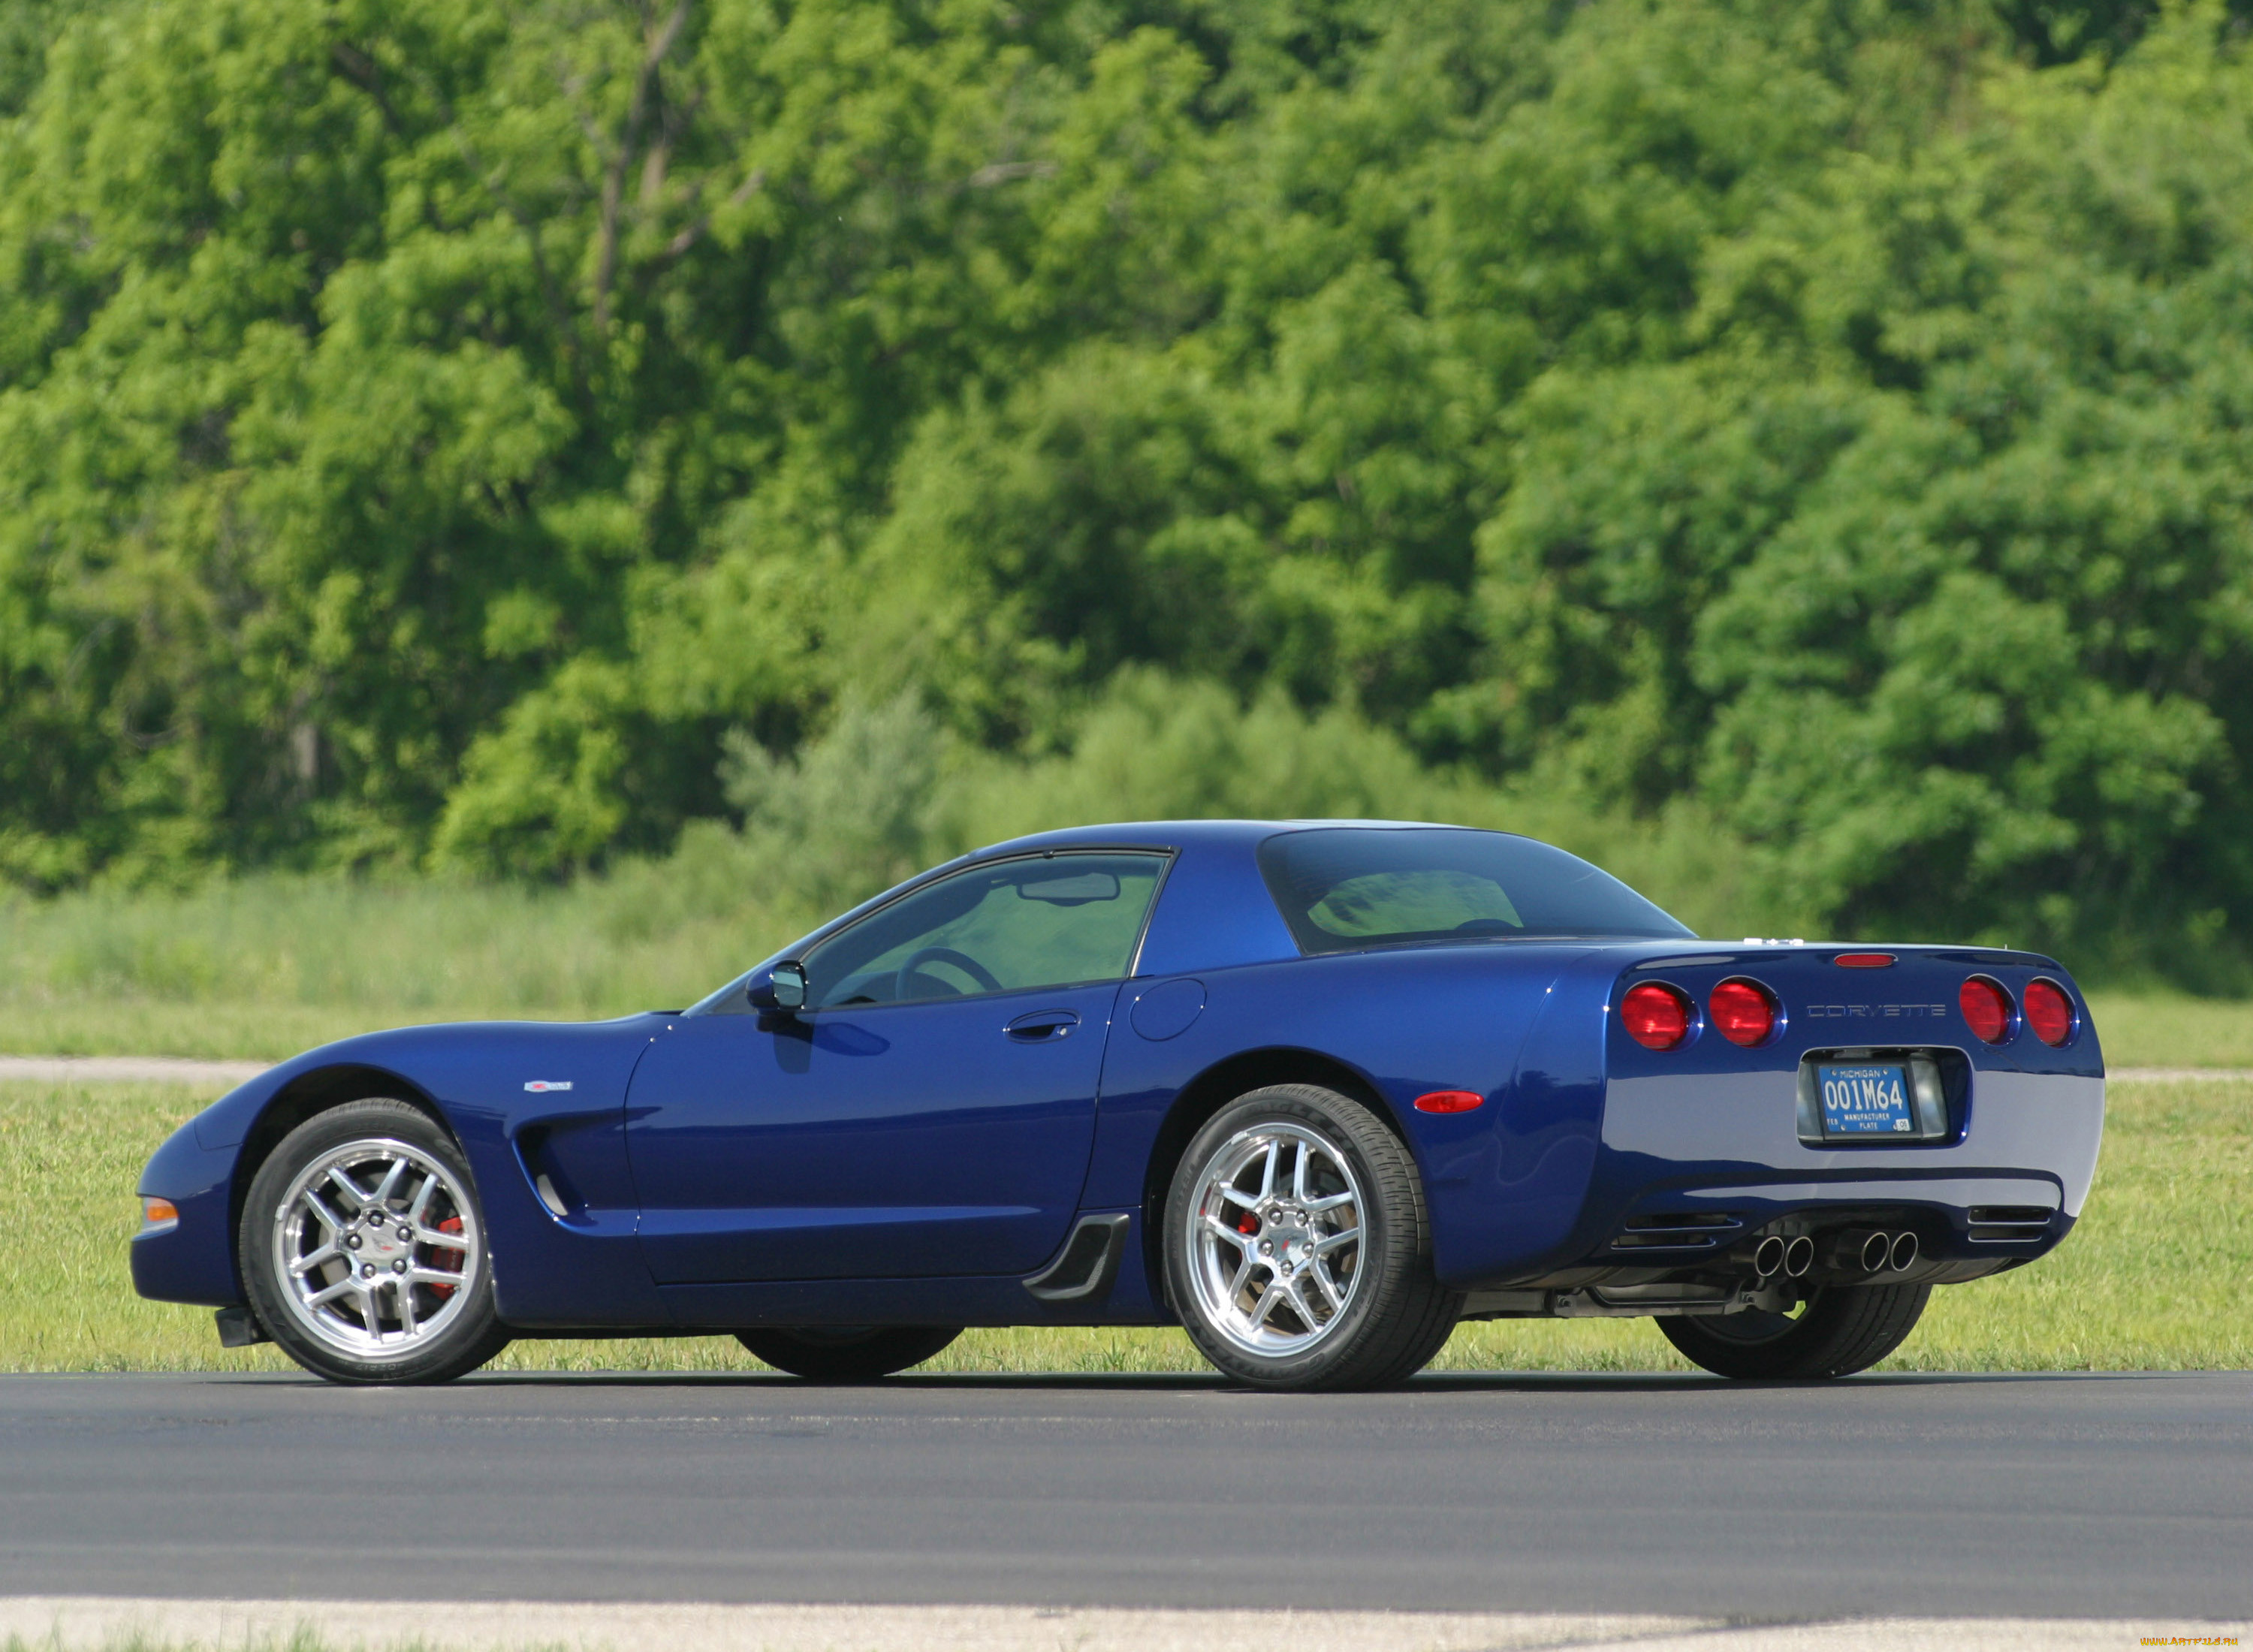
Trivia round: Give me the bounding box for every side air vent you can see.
[1968,1205,2053,1242]
[1609,1211,1744,1252]
[1024,1213,1131,1303]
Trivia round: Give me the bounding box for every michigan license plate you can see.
[1817,1063,1915,1137]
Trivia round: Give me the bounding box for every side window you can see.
[802,853,1167,1008]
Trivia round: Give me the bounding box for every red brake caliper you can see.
[428,1215,465,1298]
[1236,1210,1259,1235]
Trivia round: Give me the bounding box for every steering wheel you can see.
[894,945,1003,1000]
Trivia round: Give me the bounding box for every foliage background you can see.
[8,0,2253,982]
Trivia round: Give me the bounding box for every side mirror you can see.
[749,960,809,1014]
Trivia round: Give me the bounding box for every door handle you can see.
[1005,1010,1081,1042]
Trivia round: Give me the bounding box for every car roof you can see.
[968,818,1482,858]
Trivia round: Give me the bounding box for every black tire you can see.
[240,1097,510,1385]
[1163,1084,1458,1392]
[1658,1283,1931,1379]
[735,1325,962,1380]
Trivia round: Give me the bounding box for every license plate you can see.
[1817,1063,1916,1137]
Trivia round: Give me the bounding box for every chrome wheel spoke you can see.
[1186,1121,1367,1360]
[288,1243,339,1276]
[1202,1213,1250,1247]
[369,1155,409,1208]
[300,1195,343,1234]
[273,1136,478,1362]
[325,1167,368,1208]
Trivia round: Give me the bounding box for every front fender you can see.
[133,1014,675,1328]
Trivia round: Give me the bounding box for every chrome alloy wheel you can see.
[269,1136,482,1360]
[1184,1122,1365,1358]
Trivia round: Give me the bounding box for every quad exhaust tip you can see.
[1821,1227,1920,1275]
[1746,1228,1911,1282]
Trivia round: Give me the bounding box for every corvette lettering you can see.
[1802,1003,1947,1018]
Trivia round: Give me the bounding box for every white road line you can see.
[0,1055,269,1087]
[0,1599,2242,1651]
[2110,1066,2253,1081]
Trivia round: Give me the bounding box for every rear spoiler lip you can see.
[1617,942,2076,975]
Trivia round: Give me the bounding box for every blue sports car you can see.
[132,821,2105,1391]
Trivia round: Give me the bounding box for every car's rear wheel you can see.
[1164,1084,1458,1392]
[240,1098,511,1385]
[734,1326,962,1380]
[1657,1283,1930,1379]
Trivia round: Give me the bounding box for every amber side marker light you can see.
[1621,981,1694,1051]
[1414,1090,1485,1114]
[139,1198,178,1232]
[2024,979,2077,1047]
[1834,953,1896,968]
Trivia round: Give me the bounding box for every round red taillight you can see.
[1621,981,1694,1051]
[1959,976,2015,1044]
[1709,978,1778,1047]
[2024,979,2075,1048]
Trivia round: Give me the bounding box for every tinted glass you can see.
[803,853,1166,1007]
[1257,828,1691,954]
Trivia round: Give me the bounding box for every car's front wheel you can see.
[1657,1283,1930,1379]
[240,1098,511,1385]
[1164,1084,1458,1391]
[734,1326,962,1380]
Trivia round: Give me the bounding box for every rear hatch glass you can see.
[1257,828,1692,956]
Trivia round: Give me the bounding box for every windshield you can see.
[1256,828,1691,955]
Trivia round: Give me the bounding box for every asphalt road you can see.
[5,1370,2248,1619]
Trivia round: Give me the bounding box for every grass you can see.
[5,1074,2245,1376]
[0,854,815,1062]
[2083,992,2253,1069]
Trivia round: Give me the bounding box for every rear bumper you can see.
[1497,1063,2108,1283]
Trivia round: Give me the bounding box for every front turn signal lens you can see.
[139,1197,179,1233]
[1621,981,1694,1051]
[1708,978,1778,1047]
[2024,979,2076,1047]
[1959,976,2016,1044]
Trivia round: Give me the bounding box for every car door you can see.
[625,851,1168,1284]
